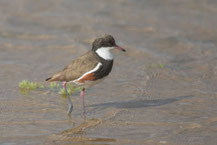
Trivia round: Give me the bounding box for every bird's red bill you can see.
[116,45,126,52]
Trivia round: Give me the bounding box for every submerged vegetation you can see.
[49,82,60,90]
[18,80,78,97]
[146,63,164,69]
[19,80,44,91]
[58,84,77,98]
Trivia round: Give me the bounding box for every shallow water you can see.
[1,0,217,144]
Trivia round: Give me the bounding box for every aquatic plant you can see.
[49,82,60,90]
[19,80,44,90]
[18,80,77,97]
[58,83,77,97]
[146,63,164,69]
[159,63,164,68]
[18,80,44,94]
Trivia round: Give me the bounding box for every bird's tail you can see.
[45,72,62,82]
[45,77,52,81]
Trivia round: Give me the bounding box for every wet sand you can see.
[1,0,217,144]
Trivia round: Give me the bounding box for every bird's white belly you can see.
[70,77,106,88]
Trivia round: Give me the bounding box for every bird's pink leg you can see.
[62,81,73,115]
[81,88,86,114]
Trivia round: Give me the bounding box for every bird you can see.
[46,34,126,115]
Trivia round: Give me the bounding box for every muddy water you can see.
[1,0,217,144]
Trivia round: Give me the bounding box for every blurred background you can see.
[1,0,217,144]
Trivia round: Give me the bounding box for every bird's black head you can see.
[92,35,117,51]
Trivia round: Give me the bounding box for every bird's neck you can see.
[95,47,114,60]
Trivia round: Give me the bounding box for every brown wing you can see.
[46,51,99,82]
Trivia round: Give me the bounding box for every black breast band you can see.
[93,60,113,80]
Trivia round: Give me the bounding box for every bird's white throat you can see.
[96,47,114,60]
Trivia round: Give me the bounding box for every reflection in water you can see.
[46,96,193,144]
[47,118,116,144]
[88,96,193,109]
